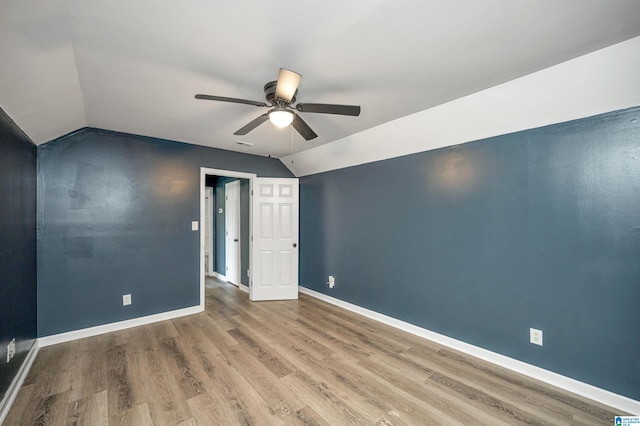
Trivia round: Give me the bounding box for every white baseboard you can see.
[238,283,249,293]
[210,272,227,281]
[299,286,640,415]
[0,340,40,424]
[39,305,203,347]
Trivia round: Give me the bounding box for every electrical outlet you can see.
[7,338,15,363]
[123,294,132,306]
[530,328,543,346]
[328,276,335,289]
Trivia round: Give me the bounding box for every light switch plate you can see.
[192,221,199,231]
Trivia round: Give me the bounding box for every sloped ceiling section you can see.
[282,36,640,177]
[0,0,86,143]
[1,1,640,158]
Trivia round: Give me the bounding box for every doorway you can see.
[205,176,249,284]
[200,168,256,310]
[199,168,300,309]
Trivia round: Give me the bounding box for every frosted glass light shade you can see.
[269,109,294,128]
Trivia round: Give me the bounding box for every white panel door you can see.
[225,180,241,285]
[250,178,299,301]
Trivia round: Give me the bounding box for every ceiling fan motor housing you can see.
[264,81,296,105]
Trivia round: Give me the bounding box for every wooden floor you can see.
[5,279,626,425]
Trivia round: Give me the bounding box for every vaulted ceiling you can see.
[2,1,640,158]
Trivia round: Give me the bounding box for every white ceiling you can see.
[1,1,640,158]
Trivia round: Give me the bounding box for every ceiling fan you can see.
[195,69,361,141]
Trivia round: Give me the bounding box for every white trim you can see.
[238,283,249,293]
[0,340,40,424]
[282,36,640,177]
[38,305,202,347]
[299,286,640,415]
[200,168,256,311]
[210,272,227,281]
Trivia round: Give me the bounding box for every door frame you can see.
[199,168,256,311]
[224,180,241,285]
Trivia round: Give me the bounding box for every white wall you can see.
[282,36,640,177]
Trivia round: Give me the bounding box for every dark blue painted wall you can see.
[240,179,250,285]
[0,108,37,401]
[37,128,292,337]
[214,177,227,275]
[300,107,640,400]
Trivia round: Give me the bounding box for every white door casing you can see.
[200,168,256,311]
[250,178,299,301]
[225,180,241,285]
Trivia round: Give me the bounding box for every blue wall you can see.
[0,108,37,402]
[240,179,250,285]
[214,177,226,275]
[37,128,292,337]
[299,106,640,400]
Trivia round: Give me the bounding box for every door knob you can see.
[234,239,238,242]
[293,243,297,248]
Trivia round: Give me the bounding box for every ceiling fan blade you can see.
[233,114,269,135]
[296,103,361,116]
[275,69,302,102]
[292,114,318,141]
[195,94,267,107]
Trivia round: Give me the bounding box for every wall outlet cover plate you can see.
[7,338,16,362]
[530,328,543,346]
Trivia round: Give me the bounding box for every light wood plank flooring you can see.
[5,278,627,425]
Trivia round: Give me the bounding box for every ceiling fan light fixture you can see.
[269,109,294,128]
[196,67,360,140]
